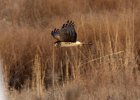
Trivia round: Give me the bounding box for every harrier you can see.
[51,20,92,47]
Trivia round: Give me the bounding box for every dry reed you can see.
[0,0,140,100]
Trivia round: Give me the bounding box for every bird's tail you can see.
[82,43,93,45]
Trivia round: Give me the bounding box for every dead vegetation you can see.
[0,0,140,100]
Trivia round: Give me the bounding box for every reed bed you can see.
[0,0,139,100]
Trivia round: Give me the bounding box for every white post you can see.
[0,59,7,100]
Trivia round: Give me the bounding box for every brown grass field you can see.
[0,0,140,100]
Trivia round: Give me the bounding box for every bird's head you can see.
[54,41,61,48]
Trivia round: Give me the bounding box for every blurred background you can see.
[0,0,140,100]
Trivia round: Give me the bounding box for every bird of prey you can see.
[51,20,92,47]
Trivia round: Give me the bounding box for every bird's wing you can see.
[51,20,77,42]
[51,28,61,41]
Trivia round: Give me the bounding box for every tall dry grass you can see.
[0,0,140,100]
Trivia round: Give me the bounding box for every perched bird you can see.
[51,20,92,47]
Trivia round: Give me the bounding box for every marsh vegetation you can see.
[0,0,140,100]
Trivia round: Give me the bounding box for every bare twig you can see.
[79,51,125,66]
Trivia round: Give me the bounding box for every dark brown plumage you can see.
[51,20,77,42]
